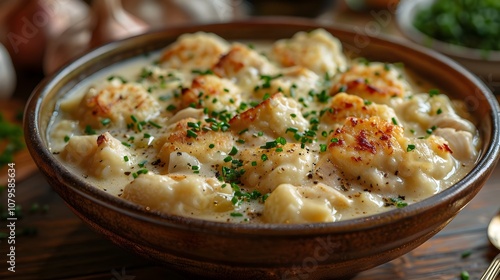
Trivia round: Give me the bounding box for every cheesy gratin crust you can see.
[49,29,480,224]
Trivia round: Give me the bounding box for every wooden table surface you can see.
[2,3,500,280]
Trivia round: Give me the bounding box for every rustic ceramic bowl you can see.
[396,0,500,82]
[25,18,500,279]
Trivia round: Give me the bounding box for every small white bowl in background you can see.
[396,0,500,90]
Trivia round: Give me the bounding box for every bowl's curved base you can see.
[70,203,447,280]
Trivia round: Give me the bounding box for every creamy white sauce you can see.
[48,30,480,224]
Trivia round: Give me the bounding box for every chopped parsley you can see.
[429,89,440,97]
[84,125,96,135]
[261,154,268,161]
[187,129,198,138]
[230,212,243,217]
[0,113,24,166]
[100,118,111,126]
[461,250,472,259]
[166,104,177,112]
[320,144,327,152]
[391,117,399,126]
[191,69,214,75]
[390,196,408,208]
[229,146,238,156]
[121,141,131,147]
[148,121,162,129]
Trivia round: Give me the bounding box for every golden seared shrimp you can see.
[159,32,229,71]
[331,62,411,105]
[180,74,242,113]
[75,81,161,129]
[271,29,347,77]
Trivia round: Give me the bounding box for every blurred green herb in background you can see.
[414,0,500,52]
[0,113,24,167]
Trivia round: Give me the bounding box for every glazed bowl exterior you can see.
[25,18,500,279]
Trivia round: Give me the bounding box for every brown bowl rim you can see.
[25,17,500,236]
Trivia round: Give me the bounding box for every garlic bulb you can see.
[0,43,16,99]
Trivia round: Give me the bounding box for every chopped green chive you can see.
[100,118,111,126]
[229,146,238,156]
[320,144,327,152]
[391,117,398,125]
[137,169,148,175]
[460,271,469,280]
[191,69,214,75]
[230,212,243,217]
[390,197,408,208]
[166,104,177,112]
[124,156,129,162]
[461,250,472,259]
[84,125,96,135]
[261,154,268,161]
[148,121,162,128]
[121,142,131,147]
[209,144,215,149]
[407,144,416,152]
[187,130,198,138]
[429,89,440,97]
[64,135,70,142]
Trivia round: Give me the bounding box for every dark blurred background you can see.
[0,0,403,102]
